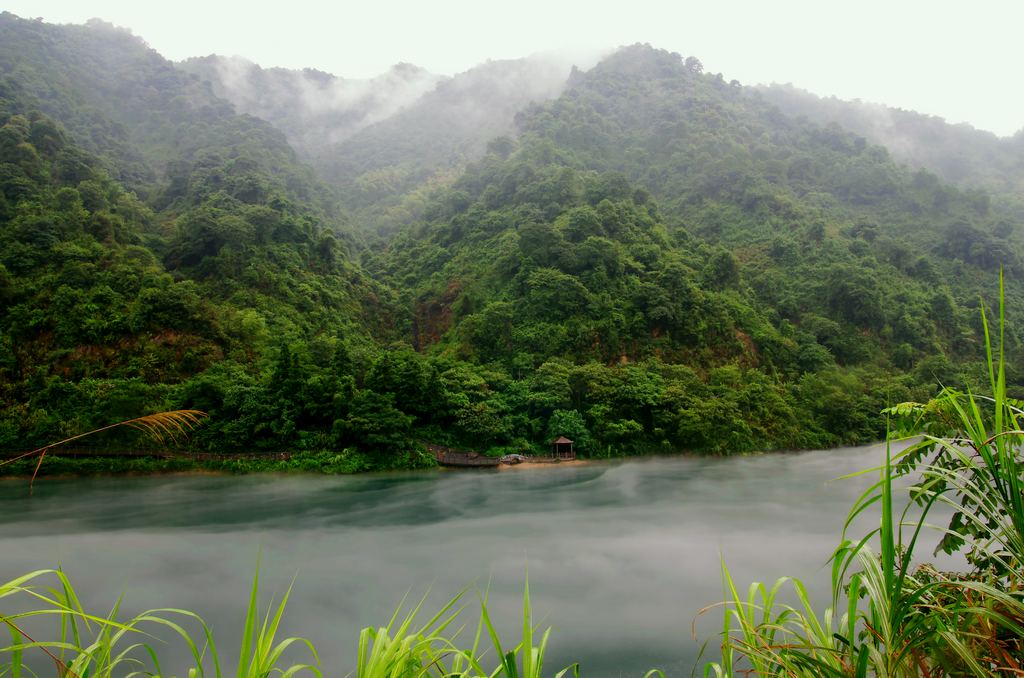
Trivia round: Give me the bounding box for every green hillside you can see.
[368,45,1024,453]
[0,13,393,461]
[1,18,1021,469]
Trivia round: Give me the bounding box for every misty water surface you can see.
[1,443,931,676]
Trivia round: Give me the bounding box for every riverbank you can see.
[0,451,598,480]
[0,450,363,479]
[0,440,886,481]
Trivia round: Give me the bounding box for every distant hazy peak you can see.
[176,54,444,148]
[757,82,1024,197]
[759,83,1004,138]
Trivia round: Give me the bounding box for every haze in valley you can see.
[8,0,1023,137]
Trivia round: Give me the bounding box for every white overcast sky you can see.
[6,0,1023,136]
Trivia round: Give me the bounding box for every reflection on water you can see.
[0,443,925,676]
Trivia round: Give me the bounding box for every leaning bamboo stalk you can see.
[0,410,207,492]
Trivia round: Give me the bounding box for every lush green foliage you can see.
[1,15,1022,467]
[362,45,1022,457]
[5,306,1022,674]
[0,13,397,465]
[706,283,1024,676]
[4,14,1024,677]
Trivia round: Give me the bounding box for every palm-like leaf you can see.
[0,410,207,492]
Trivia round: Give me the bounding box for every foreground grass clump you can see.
[1,566,312,678]
[705,277,1024,677]
[1,567,580,678]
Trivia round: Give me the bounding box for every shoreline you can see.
[494,458,592,471]
[0,441,891,482]
[0,468,234,481]
[0,458,597,481]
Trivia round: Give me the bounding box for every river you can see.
[0,442,930,676]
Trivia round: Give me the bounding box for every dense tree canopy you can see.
[0,16,1021,470]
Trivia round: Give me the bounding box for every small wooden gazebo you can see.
[551,436,575,461]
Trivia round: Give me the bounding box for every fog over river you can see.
[2,442,942,676]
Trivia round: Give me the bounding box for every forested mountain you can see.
[1,15,1021,471]
[0,13,394,458]
[758,83,1024,215]
[369,44,1023,455]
